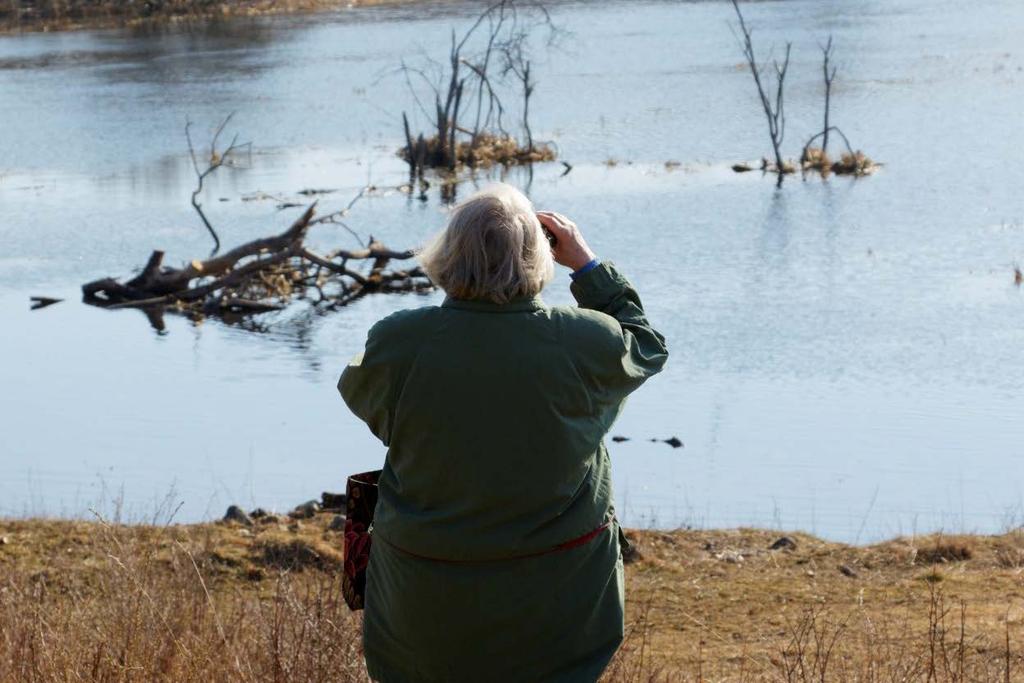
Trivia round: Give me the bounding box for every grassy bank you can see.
[0,0,416,33]
[1,516,1022,681]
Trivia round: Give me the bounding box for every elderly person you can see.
[339,183,667,682]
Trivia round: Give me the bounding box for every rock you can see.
[223,505,253,527]
[769,536,797,551]
[289,500,320,519]
[321,492,347,511]
[839,564,858,578]
[329,514,346,531]
[0,536,8,546]
[715,550,744,564]
[250,508,269,519]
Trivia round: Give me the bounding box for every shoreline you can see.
[2,516,1021,678]
[0,0,427,35]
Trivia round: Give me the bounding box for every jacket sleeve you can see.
[570,261,669,404]
[338,319,399,446]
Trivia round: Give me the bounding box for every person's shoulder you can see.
[370,305,440,335]
[548,304,622,343]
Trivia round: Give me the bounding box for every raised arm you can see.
[538,211,668,402]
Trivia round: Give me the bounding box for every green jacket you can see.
[339,262,668,562]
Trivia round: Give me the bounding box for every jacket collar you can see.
[441,294,547,313]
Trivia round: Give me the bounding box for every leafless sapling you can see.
[731,0,792,187]
[820,36,836,156]
[185,113,249,255]
[502,30,536,153]
[801,36,849,171]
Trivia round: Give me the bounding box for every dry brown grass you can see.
[0,0,419,33]
[0,517,367,682]
[801,147,832,173]
[607,528,1024,681]
[1,519,1022,682]
[831,151,877,176]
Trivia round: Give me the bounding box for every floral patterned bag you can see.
[342,469,381,611]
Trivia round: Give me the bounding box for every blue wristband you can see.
[570,258,600,281]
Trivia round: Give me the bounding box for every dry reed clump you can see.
[401,132,555,170]
[801,146,832,172]
[775,160,797,175]
[832,150,877,176]
[915,539,974,565]
[256,534,345,572]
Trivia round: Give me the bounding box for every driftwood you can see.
[30,296,63,310]
[82,204,433,330]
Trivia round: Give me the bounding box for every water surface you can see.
[1,0,1023,541]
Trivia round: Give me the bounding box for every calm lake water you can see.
[1,0,1022,542]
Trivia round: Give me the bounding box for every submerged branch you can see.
[81,204,433,330]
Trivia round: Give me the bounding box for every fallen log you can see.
[82,204,433,327]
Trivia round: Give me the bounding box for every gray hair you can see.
[419,183,554,304]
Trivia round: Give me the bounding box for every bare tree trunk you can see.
[821,36,836,155]
[435,98,449,167]
[402,111,416,177]
[449,80,464,171]
[522,61,534,153]
[731,0,791,187]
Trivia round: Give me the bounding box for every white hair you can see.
[419,183,554,304]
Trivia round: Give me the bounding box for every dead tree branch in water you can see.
[799,37,878,177]
[309,184,373,247]
[801,36,842,172]
[731,0,792,187]
[81,203,432,331]
[185,113,249,255]
[501,30,536,153]
[801,126,854,166]
[398,0,557,178]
